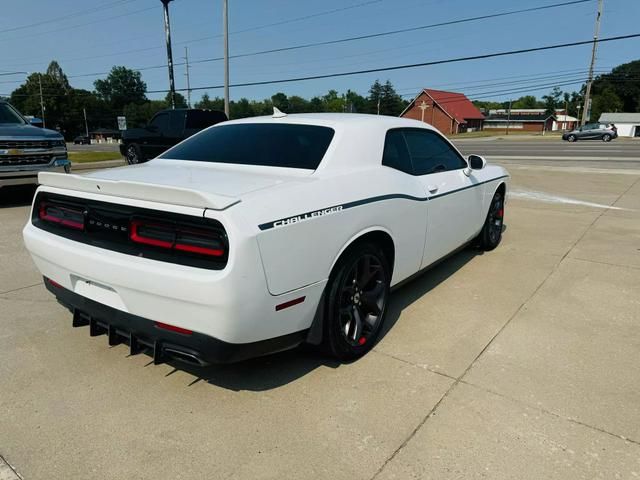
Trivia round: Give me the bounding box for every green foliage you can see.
[94,66,147,111]
[542,86,563,116]
[591,86,623,122]
[512,95,541,109]
[591,59,640,118]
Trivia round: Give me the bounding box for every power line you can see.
[0,5,157,46]
[0,0,142,35]
[1,0,384,70]
[14,0,596,79]
[185,0,596,66]
[5,35,638,99]
[145,32,640,93]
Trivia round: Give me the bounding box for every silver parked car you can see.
[562,123,617,142]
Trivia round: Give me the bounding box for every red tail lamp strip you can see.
[129,220,173,249]
[46,277,64,289]
[275,296,305,311]
[130,220,225,257]
[39,203,84,230]
[155,322,193,335]
[174,243,225,256]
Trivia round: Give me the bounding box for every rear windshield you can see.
[159,123,335,170]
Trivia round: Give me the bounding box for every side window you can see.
[382,129,412,174]
[150,113,169,131]
[403,129,466,175]
[168,111,185,135]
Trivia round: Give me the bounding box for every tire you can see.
[323,243,391,361]
[567,134,577,142]
[602,134,612,142]
[125,143,143,165]
[478,190,505,251]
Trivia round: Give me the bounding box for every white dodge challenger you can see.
[23,112,509,366]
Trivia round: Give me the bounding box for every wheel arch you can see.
[306,227,396,346]
[329,227,396,280]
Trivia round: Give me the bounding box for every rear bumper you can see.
[46,277,308,365]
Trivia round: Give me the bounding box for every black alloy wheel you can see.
[478,191,504,251]
[125,144,141,165]
[567,134,577,142]
[324,243,390,360]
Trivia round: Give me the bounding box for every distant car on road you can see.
[24,112,508,365]
[0,100,70,188]
[562,123,617,142]
[119,108,227,164]
[73,135,91,145]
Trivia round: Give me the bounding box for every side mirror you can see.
[468,154,486,170]
[30,118,44,128]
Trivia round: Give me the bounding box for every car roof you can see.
[223,112,438,131]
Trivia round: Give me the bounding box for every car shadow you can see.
[379,246,482,341]
[169,242,491,392]
[0,185,36,208]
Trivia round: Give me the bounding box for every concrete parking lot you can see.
[1,142,639,479]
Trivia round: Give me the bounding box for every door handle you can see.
[427,185,439,194]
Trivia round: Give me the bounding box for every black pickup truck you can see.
[120,109,227,164]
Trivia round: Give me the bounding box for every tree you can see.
[271,92,289,111]
[379,80,404,116]
[194,93,224,111]
[344,89,366,113]
[9,61,101,137]
[94,66,147,111]
[542,86,563,116]
[591,60,640,114]
[512,95,540,109]
[367,80,384,114]
[591,86,623,122]
[164,91,188,108]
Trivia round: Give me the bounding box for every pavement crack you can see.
[371,349,457,381]
[371,177,640,479]
[458,379,640,447]
[0,282,42,296]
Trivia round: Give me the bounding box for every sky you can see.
[1,0,639,104]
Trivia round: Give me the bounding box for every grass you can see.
[68,151,123,163]
[448,130,564,140]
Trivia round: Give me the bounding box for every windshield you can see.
[0,103,27,125]
[159,123,335,170]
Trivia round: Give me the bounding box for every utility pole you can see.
[581,0,603,126]
[161,0,176,109]
[223,0,230,117]
[83,108,89,137]
[505,99,512,136]
[376,97,380,115]
[38,74,46,128]
[183,46,192,108]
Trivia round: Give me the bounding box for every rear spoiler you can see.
[38,172,240,211]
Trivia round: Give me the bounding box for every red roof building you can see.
[400,89,485,134]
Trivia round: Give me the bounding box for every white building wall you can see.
[614,123,638,137]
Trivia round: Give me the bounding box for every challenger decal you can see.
[273,206,343,228]
[258,175,509,231]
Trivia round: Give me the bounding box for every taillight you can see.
[38,202,85,231]
[129,219,225,257]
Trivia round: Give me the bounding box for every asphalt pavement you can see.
[453,137,640,170]
[1,141,639,479]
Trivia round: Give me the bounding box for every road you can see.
[453,137,640,170]
[1,158,639,479]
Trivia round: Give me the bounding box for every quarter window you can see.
[382,129,412,174]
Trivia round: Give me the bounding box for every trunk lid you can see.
[38,159,310,210]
